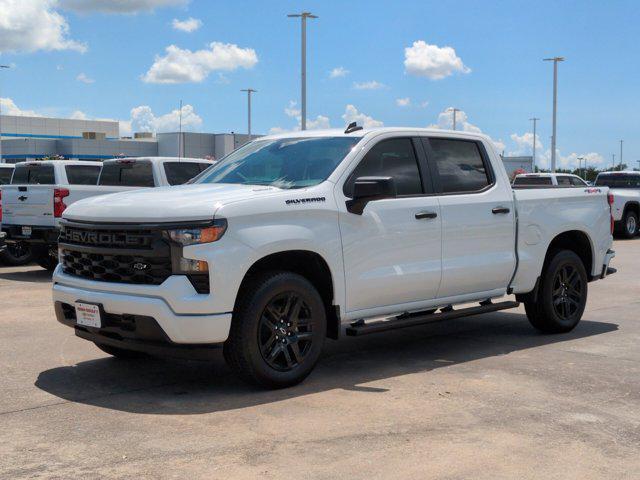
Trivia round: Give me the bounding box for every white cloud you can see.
[69,109,88,119]
[60,0,187,13]
[130,104,202,133]
[396,97,411,107]
[404,40,470,80]
[0,97,40,116]
[430,107,481,133]
[142,42,258,84]
[76,72,95,84]
[270,100,330,133]
[420,101,429,108]
[353,80,385,90]
[172,17,202,33]
[342,104,383,129]
[329,66,349,78]
[0,0,86,54]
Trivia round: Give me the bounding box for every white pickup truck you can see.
[594,171,640,238]
[52,127,615,388]
[1,157,213,269]
[513,172,589,187]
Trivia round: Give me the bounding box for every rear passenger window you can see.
[99,161,155,187]
[344,138,423,196]
[0,168,12,185]
[164,162,203,185]
[557,176,572,186]
[427,139,492,193]
[65,165,100,185]
[570,176,586,186]
[11,164,55,185]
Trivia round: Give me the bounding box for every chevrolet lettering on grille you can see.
[62,229,147,247]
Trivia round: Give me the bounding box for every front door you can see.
[338,136,442,314]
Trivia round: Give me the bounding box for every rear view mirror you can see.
[346,176,396,215]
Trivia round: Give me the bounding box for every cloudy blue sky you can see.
[0,0,638,169]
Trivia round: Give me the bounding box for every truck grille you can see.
[59,223,173,286]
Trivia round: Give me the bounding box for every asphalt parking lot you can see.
[1,240,638,479]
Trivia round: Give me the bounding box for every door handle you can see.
[415,211,438,220]
[492,206,510,214]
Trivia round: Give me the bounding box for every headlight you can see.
[166,219,227,246]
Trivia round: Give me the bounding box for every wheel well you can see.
[545,230,593,278]
[239,250,339,339]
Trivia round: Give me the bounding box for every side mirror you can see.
[346,176,396,215]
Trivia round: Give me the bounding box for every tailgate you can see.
[1,185,55,227]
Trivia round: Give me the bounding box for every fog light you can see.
[178,258,208,273]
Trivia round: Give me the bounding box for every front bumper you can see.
[52,280,232,345]
[2,225,59,245]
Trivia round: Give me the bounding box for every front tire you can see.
[33,246,58,271]
[621,210,638,239]
[525,249,588,333]
[224,271,327,389]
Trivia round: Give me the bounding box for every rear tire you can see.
[621,210,638,239]
[0,242,33,266]
[525,249,588,333]
[224,271,327,389]
[94,343,147,359]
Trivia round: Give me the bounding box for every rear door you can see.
[98,160,156,188]
[422,137,515,299]
[2,163,56,227]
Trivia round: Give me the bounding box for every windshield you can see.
[595,174,640,188]
[196,137,360,189]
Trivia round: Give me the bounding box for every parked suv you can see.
[53,127,614,388]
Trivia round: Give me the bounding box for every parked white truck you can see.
[52,127,615,388]
[594,171,640,238]
[1,157,213,269]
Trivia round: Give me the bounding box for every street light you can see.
[240,88,257,138]
[619,139,623,169]
[450,107,460,130]
[577,156,585,179]
[0,64,10,164]
[543,56,564,172]
[287,12,318,131]
[530,117,539,171]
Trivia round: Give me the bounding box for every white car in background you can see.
[1,157,214,270]
[0,163,14,185]
[512,173,589,187]
[594,171,640,238]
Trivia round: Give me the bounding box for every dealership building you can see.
[0,114,253,164]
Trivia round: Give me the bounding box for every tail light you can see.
[608,193,614,234]
[53,188,69,218]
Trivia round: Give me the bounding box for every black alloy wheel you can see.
[551,264,583,321]
[258,292,314,372]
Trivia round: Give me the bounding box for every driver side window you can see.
[344,138,423,197]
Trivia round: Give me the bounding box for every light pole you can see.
[577,156,585,179]
[241,88,257,138]
[451,108,460,130]
[619,140,623,169]
[530,117,539,170]
[543,57,564,172]
[0,64,10,164]
[287,12,318,131]
[612,153,616,170]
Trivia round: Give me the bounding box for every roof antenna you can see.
[344,122,363,134]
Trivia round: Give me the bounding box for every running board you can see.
[345,301,520,336]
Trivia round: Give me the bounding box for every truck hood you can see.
[63,184,283,223]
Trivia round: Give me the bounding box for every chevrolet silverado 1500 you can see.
[52,127,615,388]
